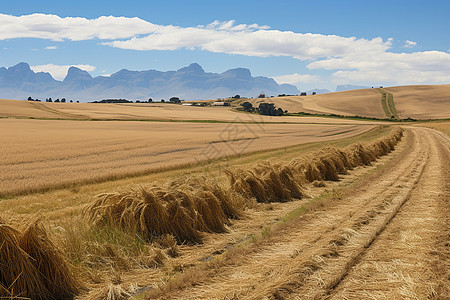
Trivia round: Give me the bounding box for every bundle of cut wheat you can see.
[0,219,80,299]
[86,176,240,244]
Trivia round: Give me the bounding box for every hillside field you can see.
[242,84,450,120]
[0,86,448,299]
[0,98,383,124]
[384,84,450,119]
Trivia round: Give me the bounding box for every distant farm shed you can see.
[213,102,230,106]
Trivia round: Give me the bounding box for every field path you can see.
[155,127,448,299]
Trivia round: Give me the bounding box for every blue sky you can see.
[1,0,449,91]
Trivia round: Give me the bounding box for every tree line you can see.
[240,102,286,116]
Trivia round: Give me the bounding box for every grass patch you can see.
[377,88,399,119]
[379,90,392,118]
[387,93,399,119]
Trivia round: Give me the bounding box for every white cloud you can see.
[308,50,450,85]
[45,46,57,50]
[0,13,160,41]
[30,64,96,80]
[272,73,320,85]
[100,71,111,77]
[1,13,449,86]
[0,13,390,60]
[105,30,390,61]
[200,20,270,31]
[403,40,417,48]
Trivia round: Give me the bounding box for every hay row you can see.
[225,163,305,203]
[0,220,80,300]
[294,127,403,183]
[228,128,403,201]
[85,176,240,244]
[85,128,403,244]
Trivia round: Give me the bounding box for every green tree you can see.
[258,103,284,116]
[241,101,254,112]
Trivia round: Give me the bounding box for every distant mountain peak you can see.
[177,63,205,74]
[222,67,252,78]
[64,66,93,82]
[9,62,32,73]
[0,62,300,101]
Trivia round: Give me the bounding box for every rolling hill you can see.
[384,85,450,119]
[1,84,448,121]
[242,84,450,120]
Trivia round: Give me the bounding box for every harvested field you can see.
[1,85,448,122]
[0,87,448,299]
[416,120,450,138]
[384,84,450,119]
[0,118,374,197]
[240,84,450,120]
[140,126,448,300]
[0,123,447,299]
[83,128,402,247]
[241,88,386,118]
[0,98,381,124]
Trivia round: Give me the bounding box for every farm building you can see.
[213,102,230,106]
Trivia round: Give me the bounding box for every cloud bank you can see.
[272,73,321,85]
[2,13,449,86]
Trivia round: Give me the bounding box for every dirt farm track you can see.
[147,126,449,299]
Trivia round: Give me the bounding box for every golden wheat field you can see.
[0,117,374,197]
[0,98,381,124]
[416,120,450,137]
[384,84,450,119]
[0,87,449,300]
[244,88,386,118]
[242,84,450,120]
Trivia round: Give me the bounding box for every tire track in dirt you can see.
[260,128,430,299]
[325,127,449,299]
[279,127,448,299]
[28,101,88,119]
[150,127,439,299]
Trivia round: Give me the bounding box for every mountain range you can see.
[0,62,301,101]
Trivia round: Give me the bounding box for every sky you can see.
[1,0,449,91]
